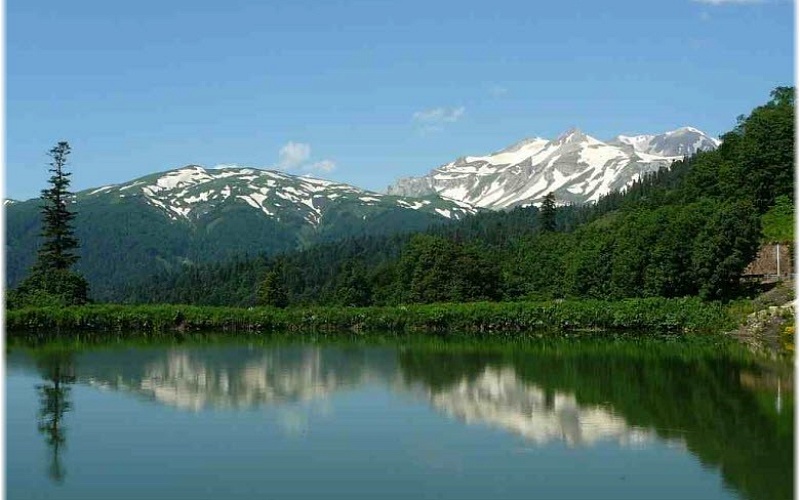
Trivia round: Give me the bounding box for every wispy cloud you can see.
[413,106,465,124]
[276,141,336,174]
[412,106,465,134]
[691,0,765,5]
[277,141,311,170]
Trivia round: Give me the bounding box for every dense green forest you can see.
[120,88,793,307]
[6,181,466,301]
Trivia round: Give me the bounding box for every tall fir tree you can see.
[9,142,89,307]
[36,142,80,271]
[540,192,557,232]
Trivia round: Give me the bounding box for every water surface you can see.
[6,337,793,500]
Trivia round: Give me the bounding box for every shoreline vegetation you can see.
[5,297,732,337]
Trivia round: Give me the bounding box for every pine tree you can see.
[541,192,557,232]
[36,142,80,271]
[9,142,89,307]
[257,270,288,308]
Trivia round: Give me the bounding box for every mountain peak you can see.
[555,128,587,144]
[494,137,548,155]
[672,126,703,134]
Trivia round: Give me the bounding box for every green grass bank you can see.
[5,297,732,337]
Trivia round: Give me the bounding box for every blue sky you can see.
[6,0,795,199]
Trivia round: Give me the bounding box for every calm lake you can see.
[6,336,794,500]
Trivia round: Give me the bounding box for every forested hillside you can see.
[125,87,794,307]
[6,167,476,300]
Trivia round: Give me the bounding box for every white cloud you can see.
[412,106,465,124]
[691,0,765,4]
[303,159,336,174]
[277,141,311,169]
[275,141,336,174]
[412,106,465,135]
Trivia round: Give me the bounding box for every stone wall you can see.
[743,243,795,277]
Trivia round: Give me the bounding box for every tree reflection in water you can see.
[35,351,76,484]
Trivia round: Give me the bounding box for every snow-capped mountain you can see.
[6,165,478,300]
[388,127,720,209]
[610,126,721,157]
[81,164,477,225]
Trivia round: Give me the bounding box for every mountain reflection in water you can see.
[429,366,661,447]
[79,347,393,411]
[14,341,792,500]
[136,349,364,411]
[94,348,660,448]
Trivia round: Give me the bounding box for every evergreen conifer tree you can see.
[541,192,557,232]
[257,270,288,308]
[9,142,89,307]
[36,142,80,271]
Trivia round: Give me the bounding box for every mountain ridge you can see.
[72,164,478,225]
[6,165,478,299]
[387,127,720,209]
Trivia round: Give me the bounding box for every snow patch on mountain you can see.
[119,181,145,191]
[395,199,430,210]
[88,185,115,196]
